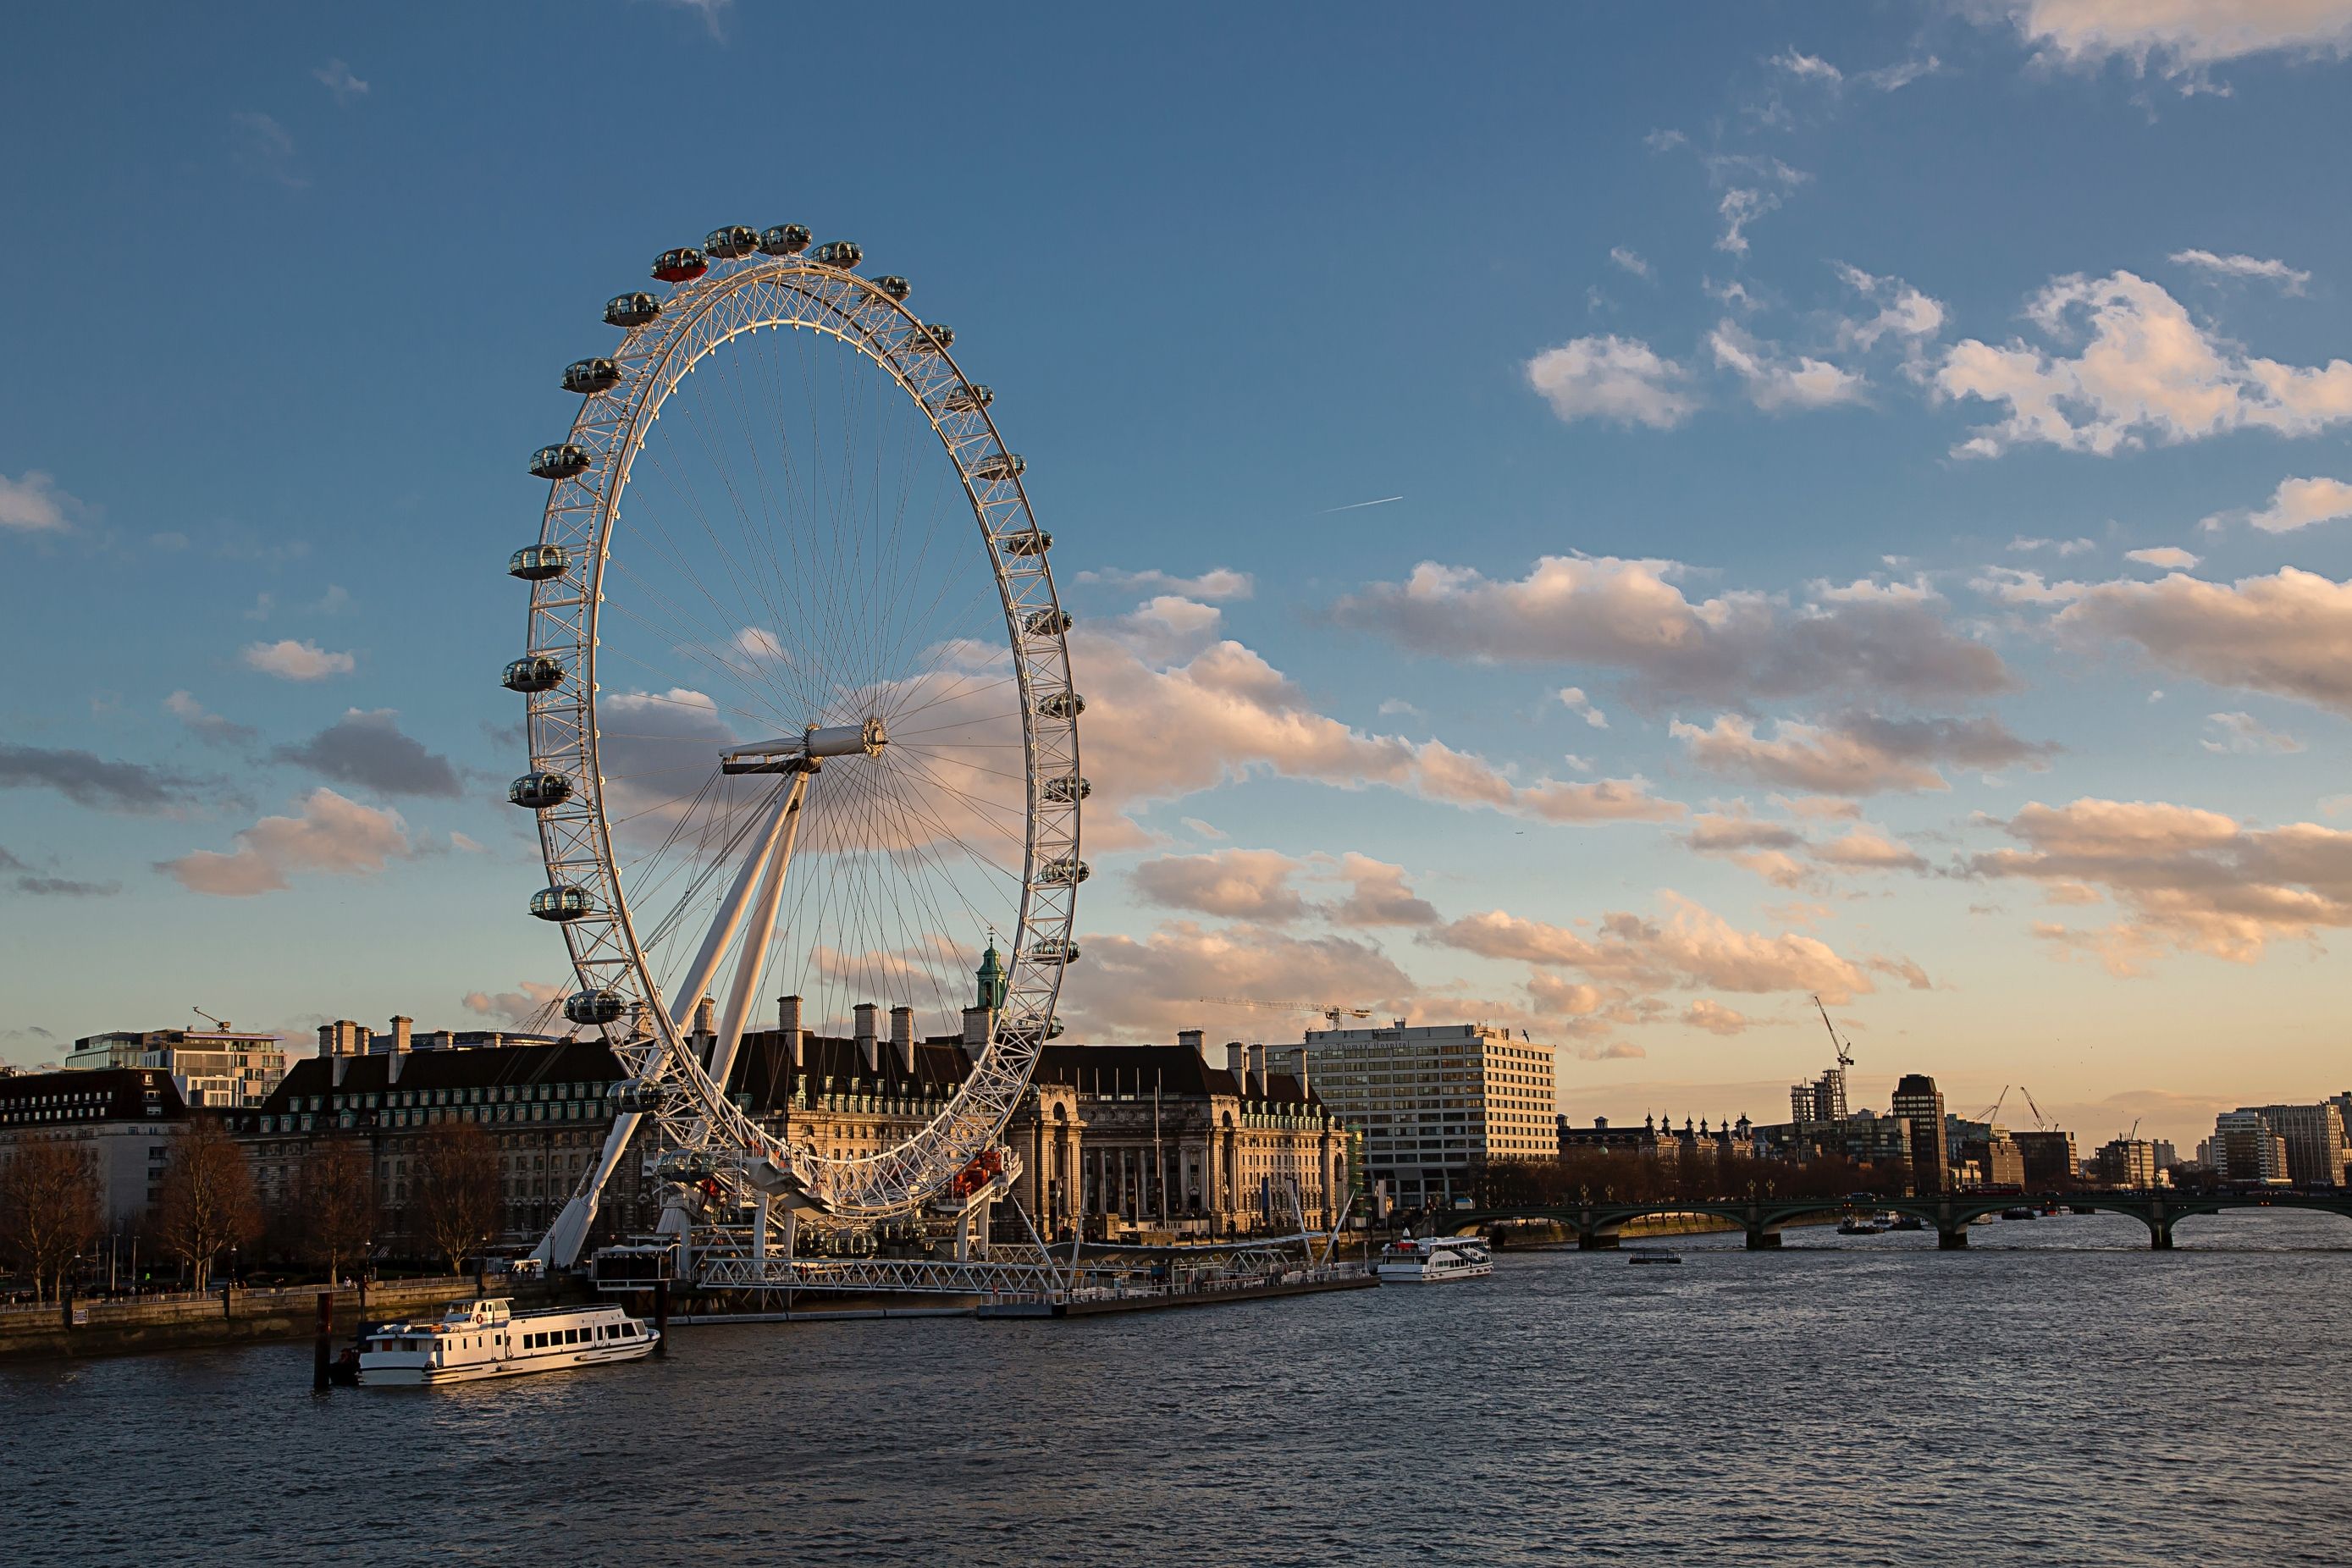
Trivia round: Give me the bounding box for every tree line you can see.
[0,1118,510,1300]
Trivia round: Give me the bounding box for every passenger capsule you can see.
[565,989,626,1026]
[971,453,1024,483]
[1043,774,1090,803]
[508,770,573,810]
[1000,529,1052,558]
[874,275,912,302]
[942,384,993,412]
[759,224,812,256]
[1025,940,1079,965]
[651,247,708,283]
[1040,857,1090,886]
[654,1150,715,1184]
[704,224,759,259]
[905,322,954,351]
[508,544,570,582]
[529,444,591,480]
[1023,608,1073,637]
[611,1080,670,1114]
[810,240,862,269]
[1036,691,1085,720]
[528,884,593,922]
[503,654,565,693]
[561,358,621,395]
[605,292,661,328]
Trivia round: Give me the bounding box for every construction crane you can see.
[1810,995,1854,1072]
[1195,997,1372,1030]
[2019,1085,2051,1131]
[192,1006,233,1031]
[1973,1086,2011,1126]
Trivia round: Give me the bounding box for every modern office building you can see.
[2244,1101,2348,1187]
[2211,1111,2292,1186]
[1790,1066,1849,1128]
[1890,1074,1951,1194]
[1304,1019,1557,1212]
[2093,1137,2157,1189]
[65,1027,288,1108]
[2012,1129,2079,1188]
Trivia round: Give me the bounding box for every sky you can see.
[5,2,2352,1149]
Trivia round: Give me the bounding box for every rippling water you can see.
[6,1211,2349,1566]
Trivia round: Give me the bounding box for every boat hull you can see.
[360,1335,659,1386]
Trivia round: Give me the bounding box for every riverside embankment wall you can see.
[0,1276,577,1361]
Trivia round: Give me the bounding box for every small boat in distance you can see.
[1890,1215,1925,1231]
[2002,1206,2038,1221]
[358,1296,658,1386]
[1627,1251,1681,1266]
[1376,1234,1493,1284]
[1838,1213,1887,1235]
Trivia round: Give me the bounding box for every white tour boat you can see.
[1376,1234,1493,1284]
[357,1296,658,1386]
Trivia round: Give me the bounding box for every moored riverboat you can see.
[1375,1234,1493,1284]
[357,1296,658,1385]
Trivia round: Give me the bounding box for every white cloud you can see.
[1076,566,1254,601]
[2201,710,2303,754]
[1068,620,1682,837]
[1973,566,2089,606]
[1858,56,1941,91]
[1524,335,1698,429]
[1556,687,1609,728]
[1972,795,2352,972]
[2206,474,2352,533]
[1609,246,1651,279]
[0,471,75,533]
[163,690,257,747]
[2007,536,2098,556]
[2057,566,2352,715]
[1179,816,1227,841]
[1332,555,2014,705]
[1131,849,1312,924]
[241,638,355,680]
[2003,0,2352,74]
[1937,271,2352,457]
[1376,698,1422,719]
[1681,999,1758,1035]
[1709,320,1869,411]
[2126,546,2201,570]
[1672,711,2054,796]
[312,58,368,102]
[1833,264,1949,356]
[230,111,305,189]
[462,980,566,1028]
[2169,249,2311,292]
[1703,154,1808,256]
[1058,920,1416,1043]
[1327,853,1440,928]
[159,788,411,897]
[1770,48,1844,82]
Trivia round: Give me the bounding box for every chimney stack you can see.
[963,1005,991,1050]
[388,1048,406,1086]
[1226,1042,1246,1083]
[1247,1042,1267,1099]
[1291,1043,1310,1100]
[889,1006,915,1074]
[1178,1027,1205,1060]
[391,1015,412,1054]
[855,1003,880,1073]
[693,995,716,1037]
[317,1019,367,1058]
[778,995,804,1069]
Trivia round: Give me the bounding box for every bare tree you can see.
[155,1118,262,1291]
[411,1121,503,1273]
[0,1139,102,1301]
[299,1136,377,1284]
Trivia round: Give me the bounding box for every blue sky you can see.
[6,3,2352,1146]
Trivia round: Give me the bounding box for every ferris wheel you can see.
[505,224,1083,1267]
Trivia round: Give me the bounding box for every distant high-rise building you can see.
[2150,1139,2178,1169]
[2093,1138,2156,1189]
[1790,1066,1848,1126]
[1306,1019,1557,1212]
[2212,1111,2292,1186]
[2246,1102,2348,1187]
[1891,1074,1950,1194]
[66,1026,287,1108]
[2012,1129,2078,1188]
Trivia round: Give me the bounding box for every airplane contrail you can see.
[1317,494,1404,514]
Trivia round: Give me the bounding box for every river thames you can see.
[4,1211,2347,1566]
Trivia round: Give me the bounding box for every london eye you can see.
[503,224,1082,1267]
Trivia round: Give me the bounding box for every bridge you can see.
[1438,1190,2352,1251]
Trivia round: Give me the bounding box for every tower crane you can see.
[1194,997,1372,1030]
[1973,1086,2011,1126]
[1811,995,1855,1072]
[2019,1085,2051,1131]
[192,1006,233,1031]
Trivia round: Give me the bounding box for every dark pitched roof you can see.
[1033,1043,1323,1110]
[725,1030,971,1111]
[0,1068,188,1125]
[258,1040,624,1110]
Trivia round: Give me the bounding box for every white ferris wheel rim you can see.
[516,234,1080,1224]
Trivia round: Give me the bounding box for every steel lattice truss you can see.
[516,238,1079,1261]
